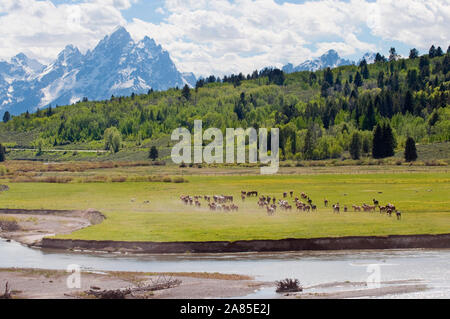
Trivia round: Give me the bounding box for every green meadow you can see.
[0,171,449,242]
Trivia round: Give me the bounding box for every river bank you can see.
[0,268,431,299]
[40,233,450,254]
[0,268,266,299]
[1,238,449,299]
[0,208,105,245]
[1,209,450,253]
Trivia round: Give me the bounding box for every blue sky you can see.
[0,0,448,76]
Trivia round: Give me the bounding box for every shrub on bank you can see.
[275,279,303,293]
[0,216,20,231]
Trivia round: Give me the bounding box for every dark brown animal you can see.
[333,204,340,214]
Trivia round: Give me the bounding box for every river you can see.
[1,239,449,298]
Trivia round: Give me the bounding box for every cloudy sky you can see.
[0,0,449,76]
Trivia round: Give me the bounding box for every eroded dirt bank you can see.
[41,234,450,254]
[0,209,105,245]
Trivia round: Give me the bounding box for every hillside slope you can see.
[1,51,449,163]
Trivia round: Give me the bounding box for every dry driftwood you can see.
[86,276,182,299]
[0,282,12,299]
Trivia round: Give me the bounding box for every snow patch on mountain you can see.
[359,52,377,65]
[283,50,354,73]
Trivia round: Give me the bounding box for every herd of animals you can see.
[179,190,402,220]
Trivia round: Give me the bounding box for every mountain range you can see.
[0,27,377,116]
[282,50,377,73]
[0,27,195,116]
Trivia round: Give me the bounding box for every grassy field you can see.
[1,169,449,242]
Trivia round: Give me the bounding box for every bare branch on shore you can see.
[86,276,182,299]
[0,282,12,299]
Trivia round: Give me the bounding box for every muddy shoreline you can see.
[1,268,432,299]
[0,268,266,299]
[0,208,105,245]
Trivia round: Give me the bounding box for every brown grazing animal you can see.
[333,204,340,214]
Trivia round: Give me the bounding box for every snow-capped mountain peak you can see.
[55,45,82,66]
[283,50,354,73]
[95,26,133,53]
[10,53,45,75]
[358,52,377,65]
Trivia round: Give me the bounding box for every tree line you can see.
[0,45,449,162]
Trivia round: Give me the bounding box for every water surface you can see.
[1,239,449,298]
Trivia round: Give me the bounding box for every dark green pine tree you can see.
[156,110,163,122]
[382,123,396,157]
[234,92,247,120]
[349,132,362,160]
[372,124,384,159]
[428,111,439,127]
[335,72,342,88]
[343,81,351,96]
[409,48,419,59]
[407,69,419,90]
[429,45,437,58]
[354,72,363,87]
[324,68,334,86]
[419,56,430,79]
[362,101,376,131]
[2,111,10,123]
[389,47,398,61]
[443,55,450,74]
[404,137,418,162]
[149,146,159,160]
[403,90,414,114]
[320,81,331,97]
[46,106,53,117]
[181,84,191,100]
[0,144,5,162]
[303,127,314,160]
[377,71,384,88]
[358,59,368,79]
[362,64,369,79]
[374,53,386,63]
[291,131,297,155]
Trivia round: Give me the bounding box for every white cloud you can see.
[127,0,377,75]
[0,0,448,76]
[367,0,450,49]
[89,0,138,10]
[155,7,165,15]
[0,0,126,63]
